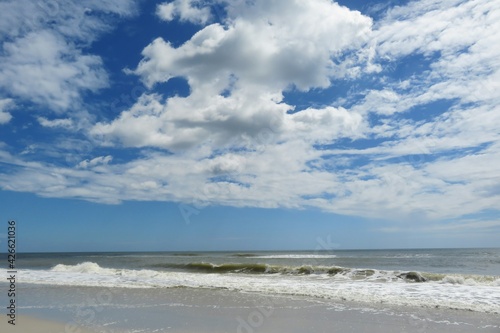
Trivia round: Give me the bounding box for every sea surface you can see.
[3,248,500,314]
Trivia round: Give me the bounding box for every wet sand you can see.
[1,283,499,332]
[0,315,98,333]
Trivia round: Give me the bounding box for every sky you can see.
[0,0,499,252]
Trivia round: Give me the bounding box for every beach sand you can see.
[1,283,499,332]
[0,315,98,333]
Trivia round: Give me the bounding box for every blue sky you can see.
[1,0,499,252]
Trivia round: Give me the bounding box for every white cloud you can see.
[81,0,500,221]
[0,0,137,42]
[373,0,500,105]
[134,0,372,91]
[0,98,14,124]
[38,117,74,129]
[0,30,108,111]
[348,0,500,151]
[100,0,371,151]
[352,89,409,116]
[0,112,11,124]
[91,90,291,151]
[375,0,491,58]
[78,155,113,169]
[157,2,176,21]
[91,91,367,152]
[157,0,212,25]
[285,107,364,143]
[0,0,137,111]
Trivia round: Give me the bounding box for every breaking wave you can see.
[3,262,498,314]
[45,261,500,285]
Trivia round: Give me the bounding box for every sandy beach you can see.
[0,315,99,333]
[1,283,498,333]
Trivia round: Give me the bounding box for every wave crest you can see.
[52,262,103,274]
[48,261,500,287]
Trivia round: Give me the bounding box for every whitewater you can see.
[3,248,500,314]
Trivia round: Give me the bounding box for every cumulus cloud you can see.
[157,0,212,25]
[80,0,499,221]
[100,0,371,151]
[91,90,291,151]
[135,0,372,91]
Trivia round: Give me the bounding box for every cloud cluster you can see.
[321,0,500,220]
[96,0,371,151]
[92,0,500,221]
[1,0,499,226]
[137,0,371,91]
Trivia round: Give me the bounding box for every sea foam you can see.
[2,262,499,314]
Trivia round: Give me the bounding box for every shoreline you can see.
[1,283,498,333]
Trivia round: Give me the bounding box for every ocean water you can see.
[3,248,500,314]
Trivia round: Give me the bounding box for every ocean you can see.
[4,248,500,314]
[1,248,500,332]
